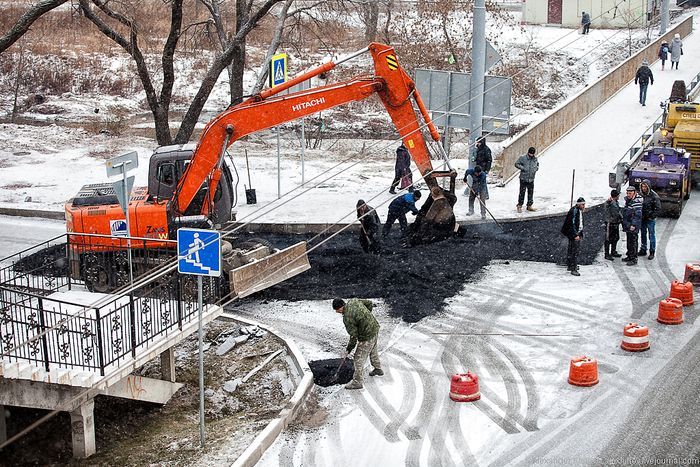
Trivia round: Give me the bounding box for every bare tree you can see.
[364,0,379,42]
[0,0,69,54]
[79,0,282,145]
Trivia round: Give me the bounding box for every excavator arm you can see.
[173,43,456,232]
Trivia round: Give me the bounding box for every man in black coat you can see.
[389,144,412,194]
[356,199,381,254]
[561,197,586,276]
[635,59,654,106]
[474,138,492,173]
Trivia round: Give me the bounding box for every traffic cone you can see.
[670,280,694,306]
[620,323,650,352]
[568,356,599,387]
[450,372,481,402]
[657,297,684,325]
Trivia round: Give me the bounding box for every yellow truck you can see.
[659,80,700,184]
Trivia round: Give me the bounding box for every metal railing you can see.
[0,232,223,375]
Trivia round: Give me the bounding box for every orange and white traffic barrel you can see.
[670,280,694,306]
[620,323,650,352]
[450,372,481,402]
[568,356,599,387]
[657,297,684,325]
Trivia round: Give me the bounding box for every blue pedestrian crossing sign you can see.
[269,53,288,88]
[177,228,222,277]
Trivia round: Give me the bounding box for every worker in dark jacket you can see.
[333,298,382,390]
[515,147,539,212]
[581,11,591,34]
[604,189,623,260]
[561,197,586,276]
[639,179,661,260]
[356,199,381,254]
[382,190,422,237]
[635,59,654,106]
[464,165,488,219]
[621,186,643,266]
[474,138,492,173]
[389,144,412,194]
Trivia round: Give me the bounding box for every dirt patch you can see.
[308,358,355,387]
[1,320,295,465]
[239,206,606,323]
[290,392,329,429]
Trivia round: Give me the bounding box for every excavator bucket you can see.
[228,241,310,298]
[408,189,458,245]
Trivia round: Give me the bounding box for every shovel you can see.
[330,354,348,384]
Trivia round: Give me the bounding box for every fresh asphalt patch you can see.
[239,205,606,323]
[309,358,355,386]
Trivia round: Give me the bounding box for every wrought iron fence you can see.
[1,232,223,375]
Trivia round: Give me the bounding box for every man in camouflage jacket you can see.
[333,298,383,389]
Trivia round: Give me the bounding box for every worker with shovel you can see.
[356,199,381,254]
[333,298,383,390]
[464,165,489,220]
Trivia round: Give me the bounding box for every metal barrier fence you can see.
[0,233,223,375]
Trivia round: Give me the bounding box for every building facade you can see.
[522,0,655,29]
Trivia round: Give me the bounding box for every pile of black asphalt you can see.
[308,358,355,387]
[239,204,606,323]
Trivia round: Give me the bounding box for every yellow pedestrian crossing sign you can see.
[269,53,288,88]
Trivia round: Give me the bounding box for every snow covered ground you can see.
[231,193,700,466]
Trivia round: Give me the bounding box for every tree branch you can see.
[0,0,69,54]
[161,0,183,109]
[252,0,294,94]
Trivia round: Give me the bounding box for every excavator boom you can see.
[174,43,457,236]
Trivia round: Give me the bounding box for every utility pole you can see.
[660,0,669,35]
[469,0,486,170]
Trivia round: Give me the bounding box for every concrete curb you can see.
[0,207,64,220]
[0,205,594,234]
[219,313,314,467]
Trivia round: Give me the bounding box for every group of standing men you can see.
[564,180,661,276]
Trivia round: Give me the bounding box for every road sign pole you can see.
[300,119,306,185]
[122,165,134,287]
[198,274,205,447]
[469,0,487,169]
[277,127,281,199]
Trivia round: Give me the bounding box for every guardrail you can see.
[1,232,222,376]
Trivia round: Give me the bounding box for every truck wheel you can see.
[86,265,111,293]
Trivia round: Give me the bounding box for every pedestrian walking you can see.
[635,59,654,106]
[356,199,381,254]
[561,197,586,276]
[639,179,661,260]
[658,41,670,70]
[604,189,623,260]
[389,144,412,194]
[515,147,539,213]
[621,186,643,266]
[332,298,383,390]
[670,33,683,70]
[382,190,421,237]
[581,11,591,34]
[464,165,488,219]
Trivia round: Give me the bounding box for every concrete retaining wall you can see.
[220,313,314,467]
[500,17,694,181]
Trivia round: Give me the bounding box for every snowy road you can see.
[0,215,65,260]
[235,192,700,466]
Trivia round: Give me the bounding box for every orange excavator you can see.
[65,43,457,293]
